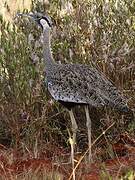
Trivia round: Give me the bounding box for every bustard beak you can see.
[16,13,37,20]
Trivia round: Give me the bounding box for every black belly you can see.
[58,100,87,110]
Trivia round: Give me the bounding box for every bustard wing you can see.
[47,64,128,111]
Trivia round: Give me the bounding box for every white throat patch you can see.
[40,19,50,30]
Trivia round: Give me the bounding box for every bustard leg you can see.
[69,109,78,180]
[69,109,78,144]
[85,105,92,162]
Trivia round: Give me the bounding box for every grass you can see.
[0,0,135,179]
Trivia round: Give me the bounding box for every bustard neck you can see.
[42,28,54,69]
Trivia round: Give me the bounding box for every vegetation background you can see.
[0,0,135,179]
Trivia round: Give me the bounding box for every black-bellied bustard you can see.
[17,13,132,164]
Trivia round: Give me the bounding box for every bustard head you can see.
[17,12,52,30]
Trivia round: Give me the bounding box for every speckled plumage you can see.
[46,63,128,111]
